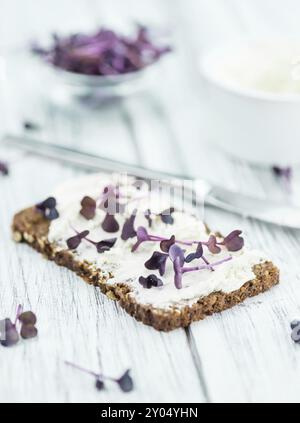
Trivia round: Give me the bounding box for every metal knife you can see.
[3,133,300,229]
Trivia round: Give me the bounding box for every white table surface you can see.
[1,0,300,403]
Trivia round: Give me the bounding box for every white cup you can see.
[200,39,300,166]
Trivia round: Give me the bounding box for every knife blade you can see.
[3,133,300,229]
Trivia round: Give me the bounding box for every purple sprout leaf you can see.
[291,324,300,343]
[0,318,19,347]
[222,230,244,252]
[67,230,90,250]
[0,161,9,176]
[95,238,117,254]
[23,120,40,131]
[160,235,175,253]
[272,166,292,180]
[144,251,168,276]
[121,210,137,241]
[131,226,149,252]
[207,235,221,254]
[117,369,134,393]
[291,320,300,330]
[36,197,59,221]
[18,311,37,326]
[272,165,293,193]
[160,207,175,225]
[80,196,96,220]
[20,324,38,340]
[138,274,163,289]
[36,197,56,210]
[31,24,171,78]
[101,213,120,233]
[95,378,105,391]
[169,244,185,267]
[185,242,203,263]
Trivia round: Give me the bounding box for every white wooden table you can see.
[1,0,300,403]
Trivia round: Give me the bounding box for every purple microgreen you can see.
[169,244,185,267]
[273,166,292,180]
[36,197,59,221]
[207,235,221,254]
[160,207,175,225]
[291,320,300,343]
[0,305,37,346]
[33,26,171,77]
[132,226,244,255]
[88,237,117,254]
[185,242,203,263]
[139,274,163,289]
[132,227,185,252]
[291,320,300,330]
[80,196,96,220]
[67,230,90,250]
[221,230,244,252]
[131,226,150,252]
[182,256,232,274]
[101,213,120,233]
[201,255,215,271]
[0,318,19,347]
[169,245,186,289]
[160,235,175,253]
[65,361,134,393]
[18,311,37,326]
[144,251,168,276]
[69,227,117,254]
[121,210,137,241]
[169,244,232,289]
[20,324,38,340]
[0,160,9,176]
[117,370,134,393]
[272,165,293,193]
[23,120,40,131]
[144,209,152,228]
[95,378,105,391]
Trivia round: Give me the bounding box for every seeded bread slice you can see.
[12,207,280,332]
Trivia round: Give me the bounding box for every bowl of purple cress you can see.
[31,25,172,102]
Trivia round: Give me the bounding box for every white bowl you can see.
[200,39,300,166]
[30,51,165,106]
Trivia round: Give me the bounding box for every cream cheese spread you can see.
[48,173,267,310]
[210,40,300,95]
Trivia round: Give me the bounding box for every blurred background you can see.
[1,0,300,189]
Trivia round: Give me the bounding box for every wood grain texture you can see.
[1,0,300,403]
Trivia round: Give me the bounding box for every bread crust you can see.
[12,207,280,331]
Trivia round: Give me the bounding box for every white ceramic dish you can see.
[34,54,161,105]
[200,39,300,166]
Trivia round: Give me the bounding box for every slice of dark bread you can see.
[12,207,280,332]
